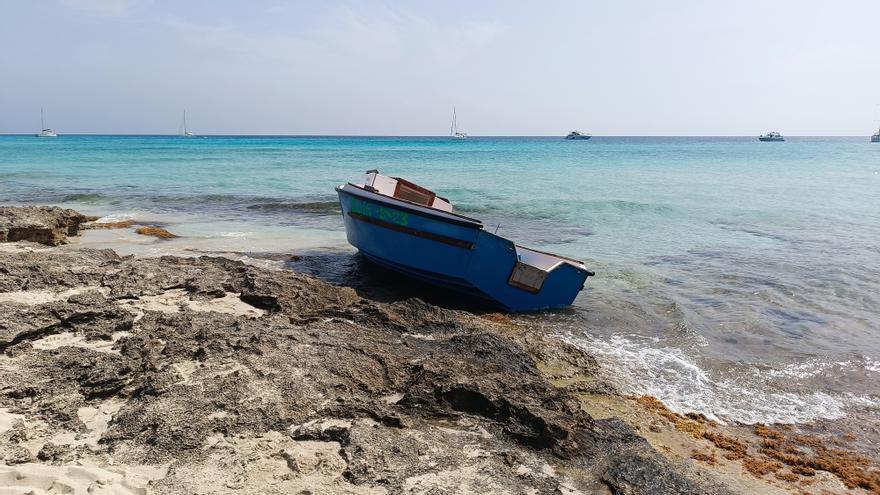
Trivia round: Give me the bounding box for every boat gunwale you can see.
[514,244,589,270]
[337,183,484,228]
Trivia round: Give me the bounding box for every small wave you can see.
[457,199,670,216]
[578,199,673,213]
[454,204,500,214]
[93,213,136,223]
[562,333,878,425]
[246,201,340,214]
[61,193,107,203]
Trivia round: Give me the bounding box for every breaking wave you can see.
[563,333,880,425]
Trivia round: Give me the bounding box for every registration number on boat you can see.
[349,198,410,226]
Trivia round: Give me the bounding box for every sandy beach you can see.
[1,206,876,494]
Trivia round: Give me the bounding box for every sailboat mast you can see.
[451,107,457,135]
[41,107,45,130]
[183,110,187,135]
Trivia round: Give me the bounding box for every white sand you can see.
[0,408,25,435]
[0,242,52,254]
[118,289,264,320]
[0,462,165,495]
[43,399,126,450]
[160,429,386,495]
[0,287,107,306]
[31,331,129,355]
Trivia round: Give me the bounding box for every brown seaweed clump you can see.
[703,431,748,460]
[135,226,178,239]
[741,456,783,477]
[755,425,880,493]
[691,449,718,465]
[633,396,880,492]
[479,313,515,325]
[634,396,710,439]
[88,220,136,229]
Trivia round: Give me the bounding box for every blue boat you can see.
[336,170,594,312]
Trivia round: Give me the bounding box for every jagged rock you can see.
[0,206,94,245]
[0,228,734,494]
[2,445,36,465]
[36,442,74,464]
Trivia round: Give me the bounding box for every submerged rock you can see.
[86,219,136,229]
[135,226,178,239]
[0,206,95,246]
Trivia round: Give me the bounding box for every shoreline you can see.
[1,207,877,494]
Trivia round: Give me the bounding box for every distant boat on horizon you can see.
[872,106,880,142]
[450,107,467,139]
[181,110,195,137]
[758,131,784,142]
[565,130,591,140]
[36,108,57,137]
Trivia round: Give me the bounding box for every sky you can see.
[1,0,879,135]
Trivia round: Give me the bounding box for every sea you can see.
[1,134,879,430]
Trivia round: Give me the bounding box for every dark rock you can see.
[0,206,92,245]
[0,239,734,493]
[37,442,74,464]
[3,444,36,464]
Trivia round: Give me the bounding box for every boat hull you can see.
[872,135,879,143]
[565,135,591,140]
[758,137,784,142]
[336,184,590,312]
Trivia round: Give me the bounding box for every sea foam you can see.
[564,333,879,425]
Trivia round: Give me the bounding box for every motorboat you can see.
[336,170,594,312]
[758,132,784,142]
[565,131,591,140]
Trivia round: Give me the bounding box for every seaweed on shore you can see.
[633,395,880,492]
[755,424,880,493]
[88,220,136,229]
[135,226,178,239]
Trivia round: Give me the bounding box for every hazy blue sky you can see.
[2,0,879,135]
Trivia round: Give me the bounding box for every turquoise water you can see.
[2,135,879,424]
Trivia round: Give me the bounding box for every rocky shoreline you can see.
[0,207,874,494]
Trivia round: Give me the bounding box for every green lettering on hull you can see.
[349,198,410,226]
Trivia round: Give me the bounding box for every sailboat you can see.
[450,107,467,139]
[181,110,195,137]
[872,105,879,143]
[36,108,57,137]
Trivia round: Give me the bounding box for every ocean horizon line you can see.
[0,133,874,138]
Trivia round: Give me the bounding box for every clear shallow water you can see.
[2,134,879,424]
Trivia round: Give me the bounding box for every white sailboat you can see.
[36,108,57,137]
[181,110,195,137]
[872,105,879,143]
[450,107,467,139]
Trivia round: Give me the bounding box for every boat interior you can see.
[361,170,454,212]
[516,246,583,271]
